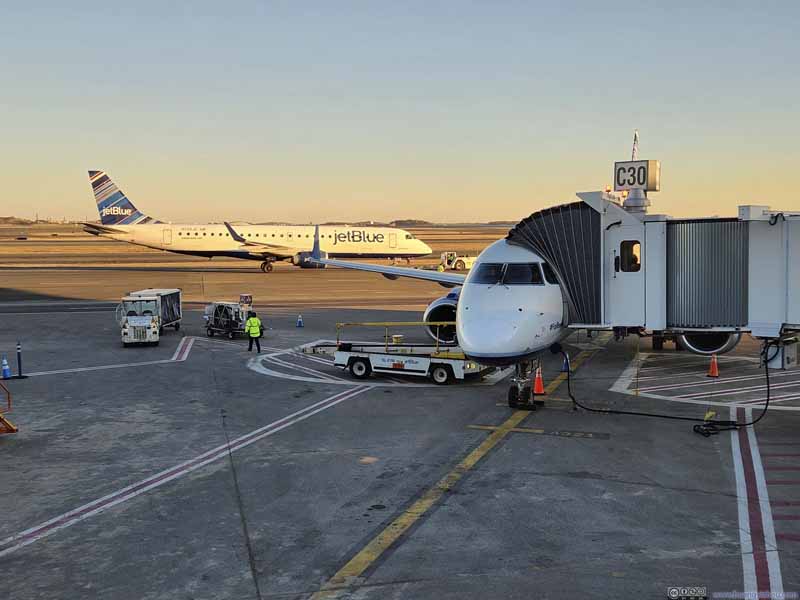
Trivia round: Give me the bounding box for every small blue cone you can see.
[560,355,571,373]
[1,355,11,380]
[296,314,304,328]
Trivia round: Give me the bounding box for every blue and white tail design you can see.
[89,171,159,225]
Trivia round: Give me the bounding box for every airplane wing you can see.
[309,225,465,288]
[224,222,300,257]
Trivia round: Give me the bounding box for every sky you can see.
[1,1,799,223]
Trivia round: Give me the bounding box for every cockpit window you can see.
[405,234,415,240]
[469,263,505,284]
[541,262,559,285]
[503,263,544,285]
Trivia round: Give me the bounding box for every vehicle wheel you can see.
[454,260,465,271]
[228,331,235,340]
[206,328,215,337]
[265,262,273,272]
[430,364,452,385]
[174,322,180,331]
[159,327,164,335]
[260,262,267,272]
[123,342,129,348]
[349,358,372,379]
[652,334,664,350]
[507,385,519,408]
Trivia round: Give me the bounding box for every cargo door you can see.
[389,233,397,248]
[162,228,172,245]
[605,226,645,326]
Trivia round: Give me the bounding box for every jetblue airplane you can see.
[83,170,432,272]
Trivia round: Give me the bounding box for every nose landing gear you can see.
[507,359,544,410]
[260,260,274,273]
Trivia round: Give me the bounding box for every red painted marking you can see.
[764,466,800,471]
[772,500,800,507]
[766,480,800,485]
[759,442,800,446]
[777,534,800,542]
[738,408,771,595]
[772,515,800,520]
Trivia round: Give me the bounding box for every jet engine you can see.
[292,252,327,268]
[423,288,460,344]
[677,332,742,355]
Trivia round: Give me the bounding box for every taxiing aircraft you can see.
[83,171,432,271]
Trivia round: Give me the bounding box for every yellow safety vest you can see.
[245,317,262,337]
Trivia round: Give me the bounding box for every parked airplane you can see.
[308,224,743,406]
[83,170,432,271]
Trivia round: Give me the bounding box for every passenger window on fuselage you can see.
[620,241,641,272]
[504,263,544,285]
[542,262,558,284]
[470,263,505,284]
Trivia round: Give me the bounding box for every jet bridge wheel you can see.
[260,261,274,273]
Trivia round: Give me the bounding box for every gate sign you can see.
[613,160,661,192]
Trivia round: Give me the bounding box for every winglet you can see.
[311,225,321,259]
[224,222,246,243]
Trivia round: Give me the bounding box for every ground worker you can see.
[245,311,262,353]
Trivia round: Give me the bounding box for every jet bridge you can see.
[507,191,800,353]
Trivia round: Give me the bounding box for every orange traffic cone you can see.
[533,367,546,395]
[707,354,720,378]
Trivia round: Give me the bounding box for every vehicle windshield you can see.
[468,263,546,285]
[123,300,158,317]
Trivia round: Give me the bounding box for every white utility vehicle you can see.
[116,288,182,346]
[303,321,493,384]
[438,251,476,271]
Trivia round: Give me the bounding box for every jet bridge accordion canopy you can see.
[506,201,601,325]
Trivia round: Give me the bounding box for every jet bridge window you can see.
[620,240,641,272]
[504,263,544,285]
[469,263,504,284]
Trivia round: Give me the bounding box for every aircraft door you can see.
[605,225,645,326]
[389,233,397,248]
[162,228,172,245]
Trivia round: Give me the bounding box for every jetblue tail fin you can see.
[88,170,158,225]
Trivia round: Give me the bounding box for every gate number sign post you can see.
[613,160,661,192]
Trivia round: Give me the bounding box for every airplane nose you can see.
[420,240,432,254]
[456,308,533,360]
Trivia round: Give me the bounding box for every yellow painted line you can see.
[310,349,596,599]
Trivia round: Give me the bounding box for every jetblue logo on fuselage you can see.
[101,206,133,217]
[332,230,385,245]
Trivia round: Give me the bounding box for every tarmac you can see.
[1,250,799,599]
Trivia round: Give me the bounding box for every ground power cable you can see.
[554,341,776,436]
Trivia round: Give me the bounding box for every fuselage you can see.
[455,239,567,365]
[88,223,432,260]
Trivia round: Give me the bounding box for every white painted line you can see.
[677,380,800,399]
[731,406,757,595]
[27,337,197,377]
[641,370,798,393]
[0,385,371,558]
[746,411,784,595]
[610,355,800,412]
[264,355,346,382]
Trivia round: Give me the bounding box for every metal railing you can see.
[335,321,456,353]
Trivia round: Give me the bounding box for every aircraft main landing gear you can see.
[260,260,274,273]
